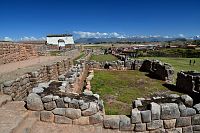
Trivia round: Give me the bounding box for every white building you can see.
[46,34,74,47]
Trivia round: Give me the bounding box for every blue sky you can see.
[0,0,200,40]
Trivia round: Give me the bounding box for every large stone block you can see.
[89,112,104,124]
[73,117,89,125]
[40,111,54,122]
[147,120,163,131]
[180,107,196,117]
[55,98,65,108]
[193,103,200,113]
[27,93,44,111]
[52,108,66,116]
[42,95,53,103]
[81,102,98,116]
[44,101,57,111]
[181,95,193,107]
[193,125,200,131]
[135,123,146,132]
[176,117,191,127]
[131,108,141,124]
[163,119,176,129]
[54,115,72,124]
[192,114,200,125]
[65,108,81,120]
[141,110,151,123]
[182,126,193,133]
[104,115,120,129]
[160,103,180,119]
[119,115,133,131]
[151,102,161,120]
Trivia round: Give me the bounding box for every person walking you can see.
[193,60,196,66]
[189,60,192,65]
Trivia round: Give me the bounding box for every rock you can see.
[104,115,120,129]
[151,102,160,120]
[98,100,104,111]
[32,87,44,94]
[133,100,143,108]
[147,120,163,131]
[73,117,89,125]
[81,102,98,116]
[27,93,44,111]
[54,115,72,124]
[141,110,151,123]
[55,98,65,108]
[69,99,79,109]
[44,101,57,111]
[38,83,49,88]
[165,128,182,133]
[89,112,104,124]
[3,80,14,87]
[131,108,141,124]
[80,102,90,111]
[65,108,81,120]
[181,95,193,106]
[63,97,71,103]
[193,125,200,131]
[53,96,60,101]
[58,75,65,81]
[168,94,180,99]
[42,95,53,103]
[193,103,200,113]
[40,111,54,122]
[163,119,176,129]
[135,123,146,132]
[93,94,100,99]
[180,107,196,117]
[119,115,133,131]
[192,114,200,125]
[182,126,193,133]
[176,117,191,127]
[83,90,93,96]
[160,103,180,119]
[52,108,66,116]
[78,100,84,106]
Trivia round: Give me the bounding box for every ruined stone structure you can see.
[0,43,38,65]
[176,71,200,93]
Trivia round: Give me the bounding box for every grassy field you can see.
[91,70,179,115]
[139,57,200,74]
[90,54,118,62]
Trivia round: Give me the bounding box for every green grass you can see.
[139,57,200,74]
[90,54,118,62]
[91,70,177,115]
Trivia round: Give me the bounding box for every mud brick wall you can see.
[176,71,200,93]
[0,43,38,65]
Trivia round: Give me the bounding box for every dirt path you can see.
[0,49,81,83]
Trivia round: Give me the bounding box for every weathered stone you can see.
[119,115,133,131]
[149,129,165,133]
[104,115,120,129]
[151,102,161,120]
[58,75,65,81]
[182,126,193,133]
[131,108,141,124]
[147,120,163,131]
[163,119,176,129]
[83,90,93,96]
[192,114,200,125]
[44,101,57,111]
[169,94,180,99]
[55,98,65,108]
[65,108,81,120]
[193,125,200,131]
[32,87,44,94]
[69,99,79,109]
[181,95,193,106]
[52,108,66,116]
[54,115,72,124]
[38,83,49,88]
[27,93,44,111]
[73,117,89,125]
[42,95,53,103]
[165,128,182,133]
[141,110,151,123]
[3,80,14,87]
[97,100,104,111]
[81,102,98,116]
[93,94,100,99]
[89,112,104,124]
[53,96,60,101]
[133,100,143,108]
[80,102,89,110]
[135,123,146,132]
[181,107,196,117]
[160,103,180,119]
[40,111,54,122]
[193,103,200,113]
[63,97,71,103]
[176,117,191,127]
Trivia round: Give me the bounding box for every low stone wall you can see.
[0,59,72,100]
[176,71,200,93]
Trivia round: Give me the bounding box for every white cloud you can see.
[20,36,46,41]
[73,31,126,38]
[4,37,13,41]
[179,34,185,37]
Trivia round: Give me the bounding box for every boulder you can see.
[65,108,81,120]
[40,111,54,122]
[44,101,57,111]
[27,93,44,111]
[181,95,193,106]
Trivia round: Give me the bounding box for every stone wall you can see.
[176,71,200,93]
[0,43,38,64]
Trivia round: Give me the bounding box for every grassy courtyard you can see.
[90,54,118,62]
[91,70,177,115]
